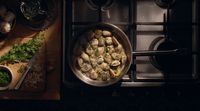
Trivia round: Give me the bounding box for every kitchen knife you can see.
[14,54,37,90]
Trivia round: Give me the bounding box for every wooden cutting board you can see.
[0,34,46,92]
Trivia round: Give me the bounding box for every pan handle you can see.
[132,48,187,56]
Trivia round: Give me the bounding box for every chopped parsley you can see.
[0,70,10,85]
[0,33,44,64]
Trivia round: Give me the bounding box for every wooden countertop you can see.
[0,0,61,100]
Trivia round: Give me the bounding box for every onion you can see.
[0,22,11,33]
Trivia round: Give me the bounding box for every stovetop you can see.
[62,0,200,87]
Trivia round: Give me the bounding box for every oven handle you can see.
[132,48,187,56]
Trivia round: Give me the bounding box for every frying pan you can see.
[68,23,183,87]
[68,23,132,87]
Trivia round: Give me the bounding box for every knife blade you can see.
[14,54,37,90]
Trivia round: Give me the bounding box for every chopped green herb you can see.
[17,65,27,74]
[0,33,44,64]
[0,70,10,85]
[105,47,109,53]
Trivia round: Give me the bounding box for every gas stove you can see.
[63,0,199,87]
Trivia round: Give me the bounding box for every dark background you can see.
[1,86,200,111]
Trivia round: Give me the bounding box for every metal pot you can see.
[68,23,132,87]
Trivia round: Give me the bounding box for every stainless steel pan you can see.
[68,23,184,87]
[68,23,132,87]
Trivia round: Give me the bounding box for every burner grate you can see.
[63,0,199,87]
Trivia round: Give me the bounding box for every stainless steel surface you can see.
[14,55,37,90]
[72,0,129,23]
[69,23,132,87]
[64,0,199,88]
[135,1,166,81]
[120,81,165,87]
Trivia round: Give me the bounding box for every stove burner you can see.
[86,0,114,10]
[155,0,175,9]
[149,37,179,72]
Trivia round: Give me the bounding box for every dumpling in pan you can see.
[102,30,112,37]
[94,29,102,38]
[90,57,98,68]
[89,69,98,80]
[100,71,110,81]
[98,36,105,46]
[90,38,99,49]
[106,45,115,54]
[105,37,113,45]
[81,52,90,62]
[99,62,110,71]
[111,53,121,60]
[97,55,104,64]
[111,60,121,67]
[85,44,94,56]
[104,53,112,64]
[77,57,84,68]
[121,52,127,65]
[81,63,92,72]
[96,47,105,56]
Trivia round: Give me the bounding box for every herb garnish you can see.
[0,33,44,64]
[0,70,10,85]
[17,65,27,74]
